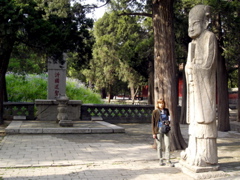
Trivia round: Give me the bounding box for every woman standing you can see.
[152,98,174,167]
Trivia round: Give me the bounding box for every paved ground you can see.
[0,121,239,180]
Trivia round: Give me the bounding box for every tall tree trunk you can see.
[101,88,107,99]
[217,53,230,131]
[147,60,154,105]
[214,11,230,131]
[107,85,113,103]
[0,36,14,124]
[3,76,8,102]
[238,59,240,122]
[152,0,187,150]
[130,85,135,104]
[237,31,240,122]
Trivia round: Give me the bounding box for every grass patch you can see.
[6,73,103,104]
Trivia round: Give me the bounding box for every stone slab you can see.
[5,128,19,134]
[19,128,43,134]
[96,121,125,133]
[13,116,26,120]
[6,121,22,129]
[91,116,103,121]
[43,128,91,134]
[5,121,125,134]
[91,128,113,133]
[5,121,22,134]
[175,162,227,179]
[178,160,219,173]
[59,120,73,127]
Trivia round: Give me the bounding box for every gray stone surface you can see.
[0,122,240,179]
[42,128,91,134]
[19,128,43,134]
[47,55,67,99]
[5,121,125,134]
[176,163,226,179]
[91,128,113,133]
[97,121,125,133]
[35,99,81,121]
[91,116,103,121]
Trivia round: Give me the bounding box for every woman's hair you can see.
[156,98,165,109]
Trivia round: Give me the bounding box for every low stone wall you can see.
[35,99,82,121]
[4,101,153,123]
[81,104,154,123]
[3,102,35,120]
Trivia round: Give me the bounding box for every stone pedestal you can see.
[58,120,73,127]
[175,161,226,179]
[35,99,82,121]
[56,95,73,127]
[178,160,219,173]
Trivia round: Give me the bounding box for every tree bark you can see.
[130,85,135,104]
[101,88,107,99]
[147,60,154,105]
[237,27,240,122]
[152,0,187,150]
[3,76,8,102]
[0,36,15,124]
[217,53,230,131]
[107,85,113,103]
[214,11,230,131]
[238,59,240,122]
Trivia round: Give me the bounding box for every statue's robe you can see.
[184,30,218,166]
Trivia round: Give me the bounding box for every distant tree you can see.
[9,44,47,74]
[0,0,93,124]
[83,12,149,102]
[209,0,239,129]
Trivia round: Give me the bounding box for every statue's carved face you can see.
[188,19,203,39]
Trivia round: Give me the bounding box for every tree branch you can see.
[96,0,111,8]
[83,0,111,9]
[118,12,152,17]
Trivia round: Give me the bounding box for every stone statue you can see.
[181,5,218,167]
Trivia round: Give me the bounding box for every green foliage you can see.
[34,0,70,19]
[66,78,103,104]
[6,73,47,102]
[174,0,192,64]
[1,0,94,84]
[6,73,103,104]
[174,0,240,88]
[1,0,94,65]
[9,44,47,74]
[83,11,151,97]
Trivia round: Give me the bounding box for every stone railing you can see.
[3,102,35,120]
[4,102,154,123]
[81,104,154,123]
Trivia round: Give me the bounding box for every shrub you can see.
[6,73,103,104]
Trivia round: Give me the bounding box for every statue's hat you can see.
[189,5,210,21]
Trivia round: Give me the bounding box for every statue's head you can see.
[188,5,211,39]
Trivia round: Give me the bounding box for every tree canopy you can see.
[0,0,94,123]
[82,10,154,101]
